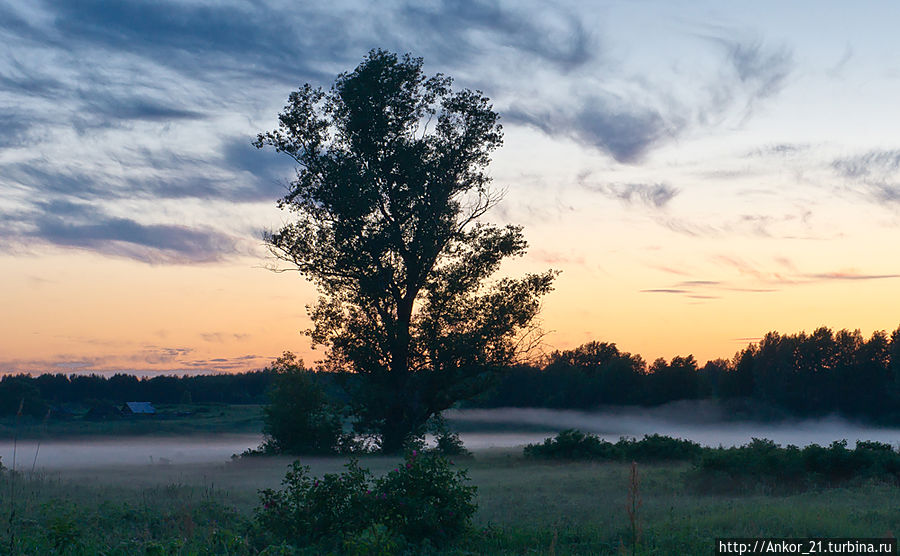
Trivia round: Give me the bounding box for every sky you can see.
[3,0,900,375]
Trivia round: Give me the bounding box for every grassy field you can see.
[2,450,899,554]
[0,404,264,439]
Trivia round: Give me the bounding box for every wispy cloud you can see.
[579,175,679,208]
[832,150,900,179]
[200,332,252,343]
[508,100,679,163]
[722,38,792,101]
[2,199,237,264]
[400,0,593,71]
[832,149,900,203]
[746,143,809,158]
[508,35,792,162]
[806,271,900,281]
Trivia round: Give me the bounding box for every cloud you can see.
[508,36,792,162]
[828,45,853,78]
[806,271,900,281]
[746,143,809,158]
[660,218,720,237]
[0,111,38,148]
[200,332,251,343]
[4,199,237,264]
[722,39,792,100]
[80,94,206,124]
[137,346,194,365]
[832,150,900,204]
[832,150,900,179]
[399,0,593,71]
[220,136,296,199]
[656,207,818,240]
[582,181,679,208]
[705,256,900,289]
[0,351,271,375]
[47,0,348,83]
[507,99,680,163]
[641,289,689,294]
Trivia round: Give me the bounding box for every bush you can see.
[376,450,477,543]
[616,433,704,461]
[256,459,373,546]
[261,352,345,454]
[690,438,900,493]
[402,414,472,457]
[255,451,477,550]
[524,430,701,462]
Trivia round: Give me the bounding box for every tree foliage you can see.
[261,352,344,455]
[255,50,555,451]
[470,325,900,422]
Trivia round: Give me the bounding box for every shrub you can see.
[524,429,616,460]
[256,459,373,546]
[402,414,472,457]
[616,433,703,462]
[261,352,345,454]
[690,438,900,493]
[255,452,477,549]
[523,430,701,462]
[375,450,477,543]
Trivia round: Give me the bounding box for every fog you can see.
[5,403,900,470]
[0,434,262,471]
[446,403,900,450]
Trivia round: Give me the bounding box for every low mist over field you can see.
[446,404,900,451]
[5,405,900,470]
[0,434,261,470]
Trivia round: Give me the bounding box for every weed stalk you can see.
[626,460,642,556]
[7,398,23,554]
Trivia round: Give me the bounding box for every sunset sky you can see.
[3,1,900,374]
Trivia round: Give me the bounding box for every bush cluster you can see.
[255,451,476,551]
[524,430,702,462]
[526,431,900,492]
[692,438,900,492]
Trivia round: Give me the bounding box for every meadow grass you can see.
[3,450,899,554]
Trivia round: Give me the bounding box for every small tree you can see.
[256,50,554,452]
[262,352,343,454]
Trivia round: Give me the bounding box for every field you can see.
[2,446,899,554]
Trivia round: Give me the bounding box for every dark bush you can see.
[261,352,345,455]
[375,450,477,544]
[523,430,701,462]
[256,459,373,547]
[255,451,476,550]
[616,433,704,461]
[690,438,900,493]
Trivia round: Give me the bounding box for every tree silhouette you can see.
[255,50,555,452]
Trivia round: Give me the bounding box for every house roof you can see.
[124,401,156,414]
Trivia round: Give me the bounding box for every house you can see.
[122,402,156,415]
[84,402,122,420]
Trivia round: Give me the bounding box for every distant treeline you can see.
[5,325,900,422]
[468,326,900,423]
[0,371,278,417]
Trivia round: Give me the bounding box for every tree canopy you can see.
[255,50,555,452]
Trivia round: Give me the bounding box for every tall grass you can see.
[1,442,898,554]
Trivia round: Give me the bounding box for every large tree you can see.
[255,50,555,452]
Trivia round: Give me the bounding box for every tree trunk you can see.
[381,294,415,453]
[380,413,409,454]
